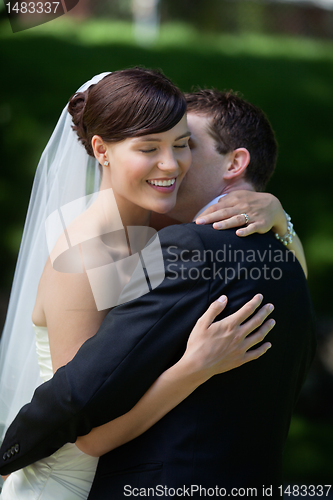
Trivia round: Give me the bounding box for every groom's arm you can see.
[0,224,215,474]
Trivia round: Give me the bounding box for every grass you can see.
[3,18,333,60]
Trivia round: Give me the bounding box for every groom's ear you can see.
[222,148,250,181]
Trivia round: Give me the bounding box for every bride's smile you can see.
[146,178,176,188]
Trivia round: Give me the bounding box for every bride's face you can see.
[98,115,191,215]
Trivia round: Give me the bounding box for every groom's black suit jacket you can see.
[0,224,315,498]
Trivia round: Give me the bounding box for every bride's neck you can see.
[96,176,151,229]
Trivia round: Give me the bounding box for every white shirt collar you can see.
[192,194,227,221]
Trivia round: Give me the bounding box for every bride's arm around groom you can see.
[0,219,315,482]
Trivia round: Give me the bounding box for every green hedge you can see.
[1,18,332,483]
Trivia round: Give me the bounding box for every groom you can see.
[0,90,315,497]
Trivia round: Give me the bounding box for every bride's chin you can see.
[147,201,174,215]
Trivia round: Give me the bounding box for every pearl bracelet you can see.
[275,211,296,246]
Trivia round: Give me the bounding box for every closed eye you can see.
[174,139,190,149]
[139,148,156,153]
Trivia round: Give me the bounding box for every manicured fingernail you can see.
[214,223,223,230]
[217,295,227,303]
[270,319,276,327]
[196,218,205,225]
[237,230,244,236]
[267,343,272,349]
[257,294,263,301]
[268,304,274,312]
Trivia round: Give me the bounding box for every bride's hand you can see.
[76,294,274,457]
[195,190,287,237]
[181,294,274,383]
[194,190,308,277]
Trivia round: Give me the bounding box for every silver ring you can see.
[241,213,250,225]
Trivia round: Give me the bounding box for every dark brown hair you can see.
[186,89,277,191]
[68,68,187,157]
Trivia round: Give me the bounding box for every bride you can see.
[0,68,298,499]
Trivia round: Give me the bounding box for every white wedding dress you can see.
[0,325,98,500]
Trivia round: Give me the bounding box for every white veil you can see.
[0,73,110,441]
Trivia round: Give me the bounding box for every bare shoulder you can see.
[32,237,110,371]
[33,209,106,325]
[32,250,103,321]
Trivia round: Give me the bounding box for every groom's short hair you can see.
[185,90,277,191]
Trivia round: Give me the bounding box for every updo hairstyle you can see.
[68,68,187,157]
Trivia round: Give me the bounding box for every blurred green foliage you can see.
[284,415,333,483]
[1,18,332,312]
[0,17,333,483]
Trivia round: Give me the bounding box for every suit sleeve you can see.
[0,224,214,474]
